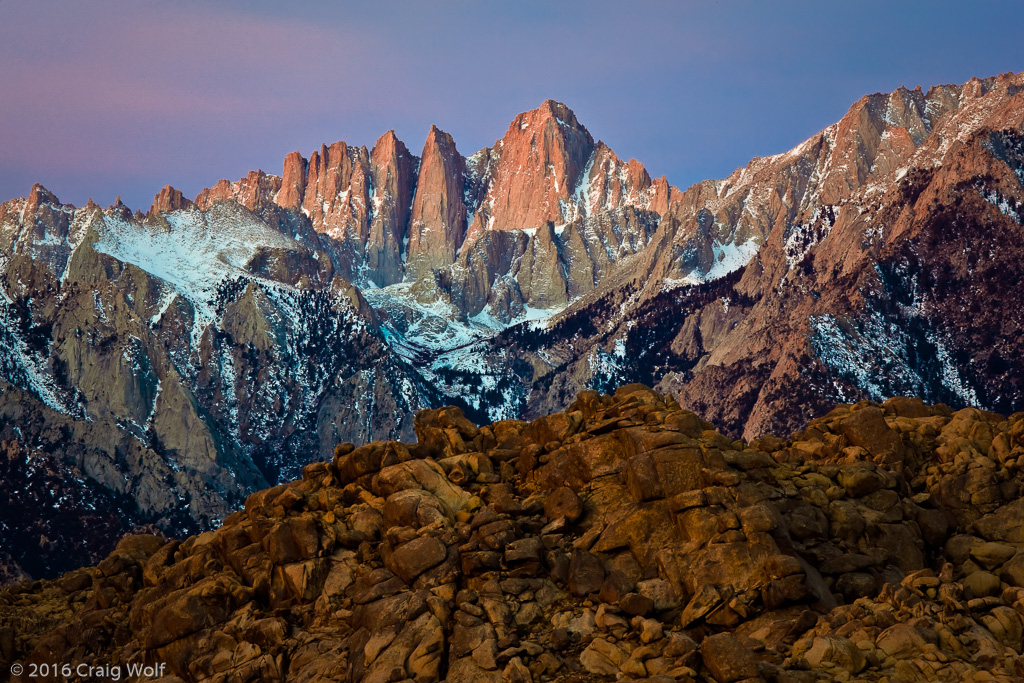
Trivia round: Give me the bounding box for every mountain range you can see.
[1,72,1022,580]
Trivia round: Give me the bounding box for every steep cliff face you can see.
[473,100,595,233]
[150,185,193,214]
[1,100,672,574]
[637,77,1010,291]
[386,102,668,326]
[366,131,418,287]
[406,125,467,279]
[195,170,282,214]
[180,100,668,329]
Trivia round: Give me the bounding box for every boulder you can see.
[387,536,448,584]
[264,517,319,565]
[963,570,1001,599]
[568,550,605,597]
[876,623,933,659]
[544,486,584,522]
[802,635,866,673]
[580,638,629,676]
[700,633,759,682]
[974,499,1024,544]
[838,407,905,463]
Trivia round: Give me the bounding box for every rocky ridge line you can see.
[3,385,1024,682]
[169,99,667,321]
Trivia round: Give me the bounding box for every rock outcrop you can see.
[4,386,1024,681]
[366,131,418,287]
[472,99,595,233]
[178,99,666,323]
[0,96,684,573]
[195,170,282,214]
[150,185,194,215]
[406,126,467,279]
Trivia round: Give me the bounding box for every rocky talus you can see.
[4,386,1024,682]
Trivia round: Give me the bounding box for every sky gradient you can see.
[2,1,1023,211]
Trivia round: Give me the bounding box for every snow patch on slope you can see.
[706,237,761,281]
[810,304,979,407]
[94,206,301,343]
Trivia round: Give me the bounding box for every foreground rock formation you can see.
[3,386,1024,682]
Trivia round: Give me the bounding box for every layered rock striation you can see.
[4,386,1024,681]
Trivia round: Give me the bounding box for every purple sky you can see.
[2,1,1022,211]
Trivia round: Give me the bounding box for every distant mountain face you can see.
[0,192,439,578]
[450,73,1024,438]
[2,75,1023,579]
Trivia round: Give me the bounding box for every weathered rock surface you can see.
[179,99,664,324]
[150,185,194,215]
[4,386,1024,681]
[406,125,467,279]
[0,97,681,575]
